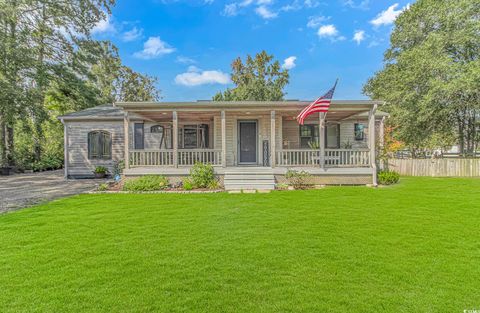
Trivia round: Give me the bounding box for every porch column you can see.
[173,111,178,168]
[270,110,276,167]
[319,112,326,168]
[221,110,226,167]
[124,111,130,170]
[369,104,378,186]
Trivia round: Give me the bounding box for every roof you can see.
[58,104,123,121]
[59,100,387,121]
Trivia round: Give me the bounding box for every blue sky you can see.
[92,0,411,101]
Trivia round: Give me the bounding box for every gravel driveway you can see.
[0,170,104,213]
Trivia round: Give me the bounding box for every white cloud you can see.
[176,56,196,64]
[370,3,409,27]
[282,56,297,70]
[133,36,175,59]
[307,15,329,28]
[175,66,230,86]
[122,27,143,42]
[318,24,338,37]
[353,30,365,44]
[223,3,239,16]
[92,15,115,34]
[255,5,278,19]
[343,0,370,10]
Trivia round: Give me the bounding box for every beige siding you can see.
[66,121,124,177]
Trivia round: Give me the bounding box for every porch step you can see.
[224,168,275,191]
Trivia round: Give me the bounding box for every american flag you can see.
[296,79,338,125]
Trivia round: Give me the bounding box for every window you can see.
[151,125,172,149]
[354,123,365,141]
[134,123,144,150]
[299,125,319,148]
[180,124,209,149]
[88,131,112,160]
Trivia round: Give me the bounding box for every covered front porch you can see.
[117,100,381,184]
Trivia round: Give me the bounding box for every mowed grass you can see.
[1,178,480,313]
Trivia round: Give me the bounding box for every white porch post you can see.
[221,110,226,167]
[124,111,130,170]
[63,121,69,178]
[369,104,378,186]
[319,112,326,168]
[173,111,178,168]
[270,110,276,167]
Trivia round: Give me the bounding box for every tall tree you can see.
[364,0,480,155]
[213,51,289,101]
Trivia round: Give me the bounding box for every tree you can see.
[213,50,289,101]
[363,0,480,155]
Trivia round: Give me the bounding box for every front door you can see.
[238,121,257,164]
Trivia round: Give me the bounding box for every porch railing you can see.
[276,149,370,167]
[178,149,222,166]
[130,150,174,166]
[129,149,222,167]
[325,149,370,167]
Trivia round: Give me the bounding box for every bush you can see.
[378,170,400,185]
[189,162,216,189]
[285,169,312,189]
[97,183,109,191]
[123,175,169,191]
[183,178,193,191]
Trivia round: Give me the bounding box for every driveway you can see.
[0,170,103,213]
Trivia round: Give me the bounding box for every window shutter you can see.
[103,132,112,159]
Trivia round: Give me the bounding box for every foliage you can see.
[377,170,400,185]
[182,178,193,191]
[285,169,312,189]
[213,51,289,101]
[97,183,109,191]
[94,166,108,174]
[122,175,169,192]
[189,162,217,189]
[378,126,404,169]
[363,0,480,155]
[341,140,353,149]
[0,0,161,168]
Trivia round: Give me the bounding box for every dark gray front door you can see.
[238,121,257,164]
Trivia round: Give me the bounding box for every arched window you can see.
[88,131,112,160]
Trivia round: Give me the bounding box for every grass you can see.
[1,177,480,312]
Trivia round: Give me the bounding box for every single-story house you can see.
[59,100,388,190]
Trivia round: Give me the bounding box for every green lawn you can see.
[1,177,480,312]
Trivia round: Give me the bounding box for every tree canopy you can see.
[213,51,289,101]
[363,0,480,155]
[0,0,161,168]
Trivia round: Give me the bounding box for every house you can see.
[59,100,388,190]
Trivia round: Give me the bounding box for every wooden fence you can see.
[388,158,480,177]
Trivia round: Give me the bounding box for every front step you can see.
[224,168,275,191]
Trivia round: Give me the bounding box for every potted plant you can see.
[93,166,108,179]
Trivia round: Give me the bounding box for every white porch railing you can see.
[276,149,370,167]
[129,149,222,167]
[130,150,174,166]
[276,150,321,166]
[178,149,222,166]
[325,149,370,167]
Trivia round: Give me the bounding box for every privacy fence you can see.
[388,158,480,177]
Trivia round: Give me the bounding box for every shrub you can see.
[189,162,216,189]
[97,183,109,191]
[123,175,169,191]
[183,178,193,191]
[285,169,312,189]
[378,170,400,185]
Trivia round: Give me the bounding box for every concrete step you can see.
[224,174,275,180]
[224,168,275,191]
